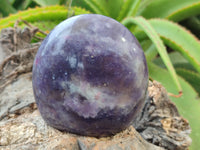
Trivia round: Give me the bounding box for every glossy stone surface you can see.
[32,14,148,137]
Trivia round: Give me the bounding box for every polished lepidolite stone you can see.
[32,14,148,137]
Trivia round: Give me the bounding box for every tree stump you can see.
[0,27,191,150]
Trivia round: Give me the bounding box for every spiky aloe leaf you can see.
[122,16,182,93]
[153,52,195,70]
[117,0,141,21]
[0,6,90,31]
[138,0,200,22]
[149,19,200,74]
[95,0,123,19]
[153,52,200,94]
[72,0,109,15]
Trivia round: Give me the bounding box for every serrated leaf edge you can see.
[150,18,200,44]
[167,2,200,21]
[160,36,200,73]
[122,16,182,92]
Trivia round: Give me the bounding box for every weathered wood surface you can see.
[0,27,191,150]
[134,81,191,150]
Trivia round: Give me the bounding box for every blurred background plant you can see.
[0,0,200,149]
[0,0,68,17]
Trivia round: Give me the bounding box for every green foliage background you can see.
[0,0,200,149]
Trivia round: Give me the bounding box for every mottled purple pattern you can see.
[32,14,148,137]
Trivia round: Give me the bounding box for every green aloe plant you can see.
[0,0,200,149]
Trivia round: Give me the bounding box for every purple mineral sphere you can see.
[32,14,148,137]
